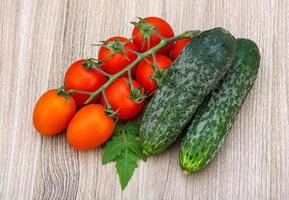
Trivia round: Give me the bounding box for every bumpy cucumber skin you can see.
[179,38,261,173]
[140,28,236,155]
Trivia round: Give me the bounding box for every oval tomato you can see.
[98,36,138,75]
[64,59,107,108]
[101,77,145,120]
[67,104,115,150]
[33,89,76,136]
[136,54,172,93]
[132,17,174,54]
[170,37,191,60]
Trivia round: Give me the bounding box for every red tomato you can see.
[136,54,172,93]
[170,38,191,60]
[98,36,138,75]
[67,104,115,150]
[101,78,145,120]
[132,17,174,54]
[33,89,76,136]
[64,59,107,108]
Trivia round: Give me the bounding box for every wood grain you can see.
[0,0,288,199]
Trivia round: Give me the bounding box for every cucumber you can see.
[179,38,261,173]
[140,28,236,155]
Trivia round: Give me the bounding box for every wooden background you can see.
[0,0,288,199]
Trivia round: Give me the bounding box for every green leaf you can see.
[116,150,138,190]
[112,125,123,136]
[102,136,126,164]
[126,134,147,161]
[125,121,141,135]
[101,121,146,190]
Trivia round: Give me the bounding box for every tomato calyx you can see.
[131,17,158,50]
[56,86,71,99]
[83,58,103,70]
[101,91,119,118]
[98,38,134,61]
[104,107,119,119]
[129,86,145,104]
[82,58,112,78]
[127,70,146,104]
[151,69,166,87]
[149,53,167,87]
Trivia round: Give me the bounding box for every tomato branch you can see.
[151,52,160,74]
[93,67,112,78]
[69,30,200,104]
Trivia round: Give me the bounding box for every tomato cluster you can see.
[33,17,191,150]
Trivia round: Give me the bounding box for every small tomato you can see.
[101,78,145,120]
[98,36,138,75]
[170,37,191,60]
[33,89,76,136]
[67,104,115,150]
[64,59,107,108]
[132,17,174,54]
[136,54,172,93]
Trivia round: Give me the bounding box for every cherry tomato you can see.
[67,104,115,150]
[33,89,76,136]
[132,17,174,54]
[98,36,138,75]
[136,54,172,93]
[170,37,191,60]
[64,59,107,108]
[101,78,145,120]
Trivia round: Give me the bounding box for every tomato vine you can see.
[62,26,200,107]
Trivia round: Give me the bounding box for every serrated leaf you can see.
[101,121,146,190]
[126,134,147,161]
[102,136,126,164]
[116,150,138,190]
[124,121,141,135]
[113,125,123,136]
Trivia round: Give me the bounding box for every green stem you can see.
[81,30,199,104]
[151,52,159,73]
[127,70,134,90]
[93,67,112,77]
[101,90,112,109]
[66,89,92,95]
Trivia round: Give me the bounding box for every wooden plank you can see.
[0,0,288,199]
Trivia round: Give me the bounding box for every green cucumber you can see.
[179,38,261,173]
[140,28,236,155]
